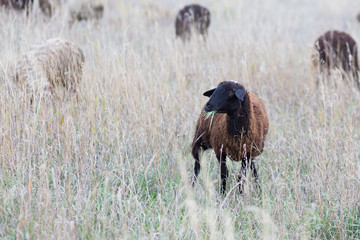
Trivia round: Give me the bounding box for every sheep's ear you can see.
[235,88,246,101]
[203,88,216,97]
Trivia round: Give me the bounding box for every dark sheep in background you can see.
[39,0,52,16]
[69,1,104,25]
[313,30,359,87]
[357,12,360,22]
[39,0,60,17]
[191,81,269,194]
[0,0,33,13]
[175,4,210,41]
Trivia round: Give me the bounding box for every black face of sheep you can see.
[203,82,246,114]
[175,4,210,41]
[314,30,359,87]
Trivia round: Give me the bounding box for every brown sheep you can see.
[14,38,85,99]
[191,81,269,194]
[313,30,359,87]
[175,4,210,41]
[0,0,33,13]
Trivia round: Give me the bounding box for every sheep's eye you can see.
[229,90,235,98]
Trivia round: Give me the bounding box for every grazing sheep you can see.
[0,0,33,13]
[191,81,269,194]
[39,0,60,17]
[175,4,210,41]
[69,1,104,25]
[14,38,85,98]
[313,30,359,87]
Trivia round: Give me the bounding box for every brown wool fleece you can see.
[175,4,210,41]
[314,30,359,76]
[192,91,269,162]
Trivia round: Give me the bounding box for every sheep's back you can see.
[314,31,359,72]
[175,4,210,38]
[15,38,85,93]
[249,93,269,156]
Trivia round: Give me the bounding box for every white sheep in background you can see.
[14,38,85,99]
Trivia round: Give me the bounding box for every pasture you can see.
[0,0,359,239]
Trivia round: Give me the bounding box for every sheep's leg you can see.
[250,161,258,181]
[238,158,248,194]
[216,153,228,194]
[191,144,201,186]
[193,159,201,185]
[251,161,262,192]
[354,70,360,89]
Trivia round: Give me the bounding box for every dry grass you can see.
[0,0,360,239]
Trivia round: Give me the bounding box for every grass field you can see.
[0,0,360,239]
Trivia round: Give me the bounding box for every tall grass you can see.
[0,0,359,239]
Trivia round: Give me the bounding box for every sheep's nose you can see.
[204,103,212,112]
